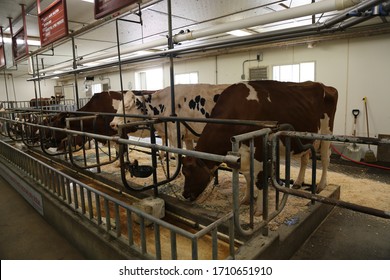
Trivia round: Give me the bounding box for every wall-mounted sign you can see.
[38,0,68,47]
[0,27,5,68]
[12,27,29,60]
[94,0,139,19]
[0,45,5,68]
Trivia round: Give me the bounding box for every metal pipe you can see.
[230,128,272,236]
[174,0,360,43]
[270,130,390,219]
[37,0,362,75]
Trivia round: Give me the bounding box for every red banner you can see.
[0,45,5,68]
[94,0,139,19]
[0,27,5,68]
[12,27,28,60]
[38,0,68,47]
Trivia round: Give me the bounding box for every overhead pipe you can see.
[173,0,361,42]
[30,0,386,81]
[37,0,362,75]
[26,13,382,82]
[322,0,386,27]
[26,0,162,58]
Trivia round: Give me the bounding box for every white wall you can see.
[0,75,57,101]
[6,33,387,139]
[168,34,390,138]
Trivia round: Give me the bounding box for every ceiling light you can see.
[227,29,252,37]
[27,39,41,46]
[81,0,94,3]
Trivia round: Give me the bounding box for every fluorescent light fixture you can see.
[227,29,252,37]
[81,0,94,3]
[27,39,41,46]
[0,37,41,46]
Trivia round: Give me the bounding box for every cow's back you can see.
[149,84,228,117]
[141,84,229,145]
[197,80,338,155]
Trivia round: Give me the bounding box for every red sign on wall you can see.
[0,45,5,68]
[38,0,68,47]
[0,27,5,68]
[94,0,139,19]
[12,27,29,60]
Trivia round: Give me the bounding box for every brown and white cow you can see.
[47,91,122,150]
[110,84,229,150]
[181,80,338,215]
[30,95,64,108]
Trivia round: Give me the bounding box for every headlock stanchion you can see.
[64,115,119,171]
[270,130,390,219]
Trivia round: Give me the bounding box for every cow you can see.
[181,80,338,215]
[30,95,64,108]
[110,84,229,150]
[46,91,122,150]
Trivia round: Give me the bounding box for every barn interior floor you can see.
[0,175,85,260]
[0,149,389,260]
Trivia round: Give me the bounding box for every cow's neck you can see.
[195,123,236,170]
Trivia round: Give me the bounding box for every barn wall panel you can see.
[56,34,389,146]
[0,76,56,101]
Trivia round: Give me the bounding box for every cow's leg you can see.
[317,114,332,192]
[241,173,258,205]
[317,140,330,192]
[254,190,263,216]
[293,151,309,188]
[239,144,261,205]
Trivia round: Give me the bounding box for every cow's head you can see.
[182,156,214,201]
[43,112,70,148]
[110,91,140,130]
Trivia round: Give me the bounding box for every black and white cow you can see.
[110,84,229,149]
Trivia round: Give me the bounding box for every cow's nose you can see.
[110,122,117,129]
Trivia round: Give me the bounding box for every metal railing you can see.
[1,112,389,249]
[0,139,236,260]
[269,130,390,219]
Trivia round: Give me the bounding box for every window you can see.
[91,83,102,94]
[135,68,163,90]
[272,62,315,82]
[175,72,199,84]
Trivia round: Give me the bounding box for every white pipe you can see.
[39,0,361,74]
[174,0,362,42]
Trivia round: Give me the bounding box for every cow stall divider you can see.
[1,114,389,257]
[0,110,45,144]
[270,131,390,219]
[64,115,119,172]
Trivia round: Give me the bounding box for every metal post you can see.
[71,37,80,110]
[116,19,126,125]
[167,0,182,153]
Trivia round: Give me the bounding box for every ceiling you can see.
[1,0,390,79]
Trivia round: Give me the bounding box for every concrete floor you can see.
[292,207,390,259]
[1,157,389,260]
[0,175,85,260]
